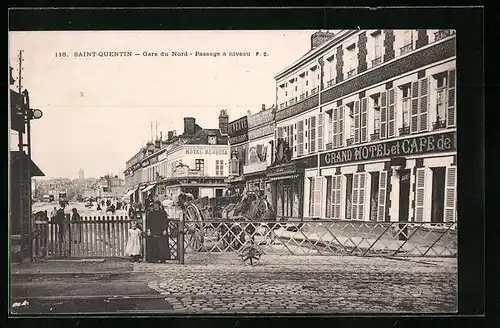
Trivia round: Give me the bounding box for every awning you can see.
[10,151,45,177]
[269,174,300,181]
[121,188,136,201]
[142,183,156,193]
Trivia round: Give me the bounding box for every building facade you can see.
[271,29,456,223]
[226,114,249,194]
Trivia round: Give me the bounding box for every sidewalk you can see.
[11,258,133,275]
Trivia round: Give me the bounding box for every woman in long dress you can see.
[125,221,142,262]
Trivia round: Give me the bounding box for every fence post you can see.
[67,214,72,257]
[178,213,185,264]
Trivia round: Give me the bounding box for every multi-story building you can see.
[123,111,230,204]
[269,29,456,223]
[226,114,249,194]
[243,104,275,200]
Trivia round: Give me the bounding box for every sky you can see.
[9,30,316,179]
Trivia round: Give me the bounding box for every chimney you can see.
[168,131,174,140]
[261,104,266,111]
[219,109,229,135]
[311,30,335,50]
[184,117,196,136]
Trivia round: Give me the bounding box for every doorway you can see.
[398,169,411,222]
[430,167,446,223]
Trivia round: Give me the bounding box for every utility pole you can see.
[17,50,24,152]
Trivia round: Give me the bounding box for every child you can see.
[125,221,142,262]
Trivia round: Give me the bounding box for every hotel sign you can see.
[320,131,456,167]
[185,148,229,156]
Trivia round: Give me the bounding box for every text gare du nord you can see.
[320,132,456,166]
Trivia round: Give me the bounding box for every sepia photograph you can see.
[9,25,459,315]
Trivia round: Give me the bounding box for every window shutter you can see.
[297,120,304,156]
[419,78,429,132]
[326,176,332,218]
[447,69,456,127]
[313,176,323,218]
[318,113,324,151]
[415,168,426,222]
[309,177,315,216]
[411,81,419,133]
[310,116,317,152]
[354,100,360,143]
[380,91,387,139]
[305,118,310,153]
[388,88,396,137]
[361,98,368,142]
[444,166,457,222]
[377,171,388,221]
[290,124,294,149]
[357,173,366,220]
[333,175,342,219]
[333,108,338,147]
[352,173,359,220]
[338,105,344,147]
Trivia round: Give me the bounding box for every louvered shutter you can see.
[444,166,457,222]
[411,81,419,133]
[419,78,429,132]
[313,176,323,218]
[310,116,317,152]
[334,175,342,219]
[377,171,388,221]
[338,105,344,147]
[361,98,368,142]
[305,118,310,153]
[309,177,315,216]
[330,175,336,218]
[380,91,387,139]
[354,100,360,143]
[352,174,359,220]
[297,120,304,156]
[447,69,456,127]
[318,113,324,151]
[414,168,426,222]
[333,108,338,147]
[289,124,294,149]
[326,176,332,218]
[388,88,396,137]
[357,173,366,220]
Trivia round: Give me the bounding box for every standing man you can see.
[144,192,155,213]
[146,201,168,263]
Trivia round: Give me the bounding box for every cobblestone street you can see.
[136,254,457,313]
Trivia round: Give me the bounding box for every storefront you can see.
[267,162,304,219]
[306,130,457,223]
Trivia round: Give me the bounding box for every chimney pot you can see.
[261,104,266,111]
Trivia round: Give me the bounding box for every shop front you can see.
[309,131,457,223]
[267,163,304,220]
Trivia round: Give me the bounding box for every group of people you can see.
[125,192,174,263]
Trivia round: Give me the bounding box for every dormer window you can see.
[208,135,217,145]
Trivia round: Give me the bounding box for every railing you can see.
[399,126,410,135]
[289,98,297,105]
[325,143,333,150]
[433,120,447,130]
[400,43,413,55]
[347,69,356,78]
[300,93,306,100]
[311,87,319,95]
[372,56,382,67]
[435,29,455,41]
[280,102,287,109]
[346,138,354,146]
[183,220,457,257]
[326,79,335,88]
[370,131,380,141]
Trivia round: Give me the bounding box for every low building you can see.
[226,114,249,194]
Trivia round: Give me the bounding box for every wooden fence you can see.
[32,215,135,259]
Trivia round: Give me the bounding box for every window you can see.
[371,30,383,67]
[346,44,357,77]
[434,72,448,128]
[208,135,217,145]
[215,188,223,198]
[327,110,333,147]
[345,174,353,219]
[326,54,335,87]
[346,102,355,144]
[400,84,411,131]
[195,159,204,172]
[371,94,381,136]
[325,176,332,218]
[410,77,429,133]
[370,172,380,221]
[215,160,224,176]
[401,30,414,55]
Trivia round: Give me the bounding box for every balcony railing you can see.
[432,120,447,130]
[311,87,319,95]
[371,56,382,67]
[326,142,333,150]
[399,126,410,136]
[280,102,287,109]
[326,79,335,88]
[346,138,354,146]
[370,131,381,141]
[400,43,413,56]
[289,98,297,105]
[435,29,455,42]
[300,93,306,100]
[347,69,356,78]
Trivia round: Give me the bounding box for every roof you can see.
[10,151,45,177]
[184,128,229,145]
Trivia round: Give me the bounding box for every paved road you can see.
[137,254,457,313]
